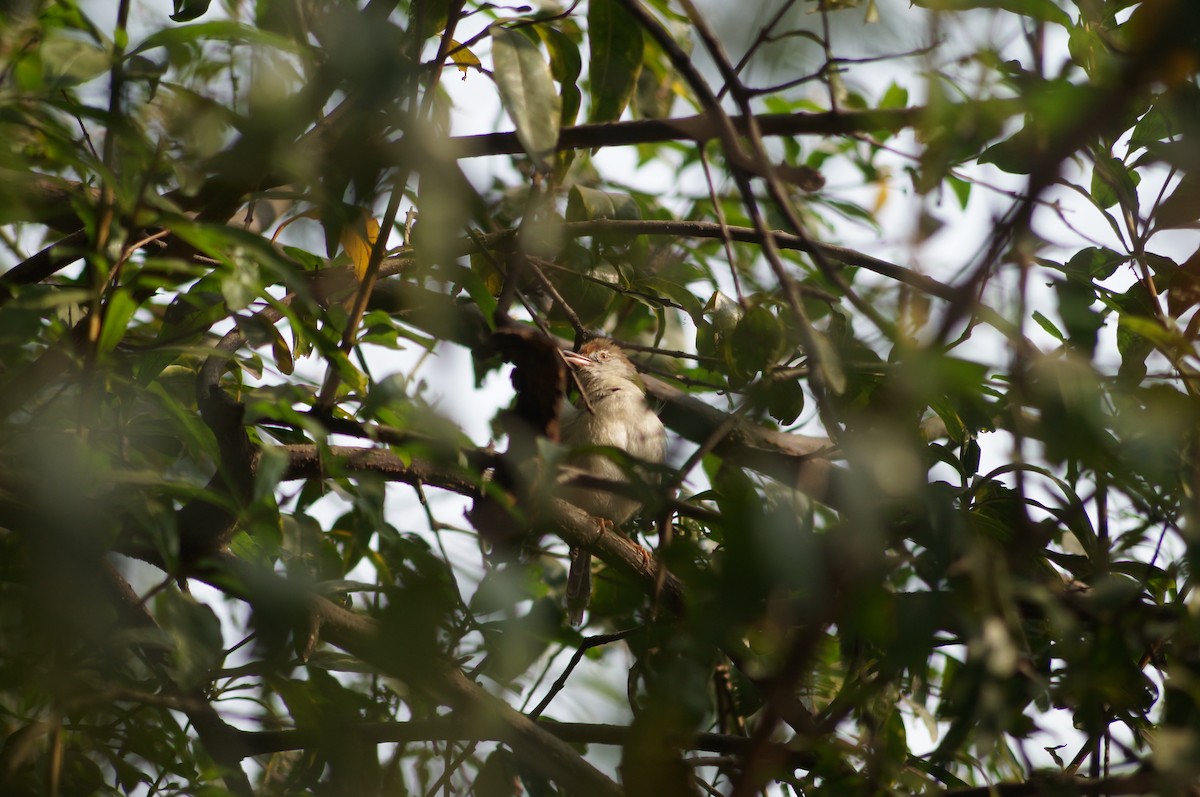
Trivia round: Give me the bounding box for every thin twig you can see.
[528,629,639,719]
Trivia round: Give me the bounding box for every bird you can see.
[558,339,667,625]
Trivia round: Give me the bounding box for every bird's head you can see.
[561,339,644,396]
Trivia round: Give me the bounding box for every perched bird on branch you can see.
[559,339,667,625]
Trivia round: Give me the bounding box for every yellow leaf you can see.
[872,179,890,215]
[340,212,380,282]
[272,325,294,375]
[447,39,481,80]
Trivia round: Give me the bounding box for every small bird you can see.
[559,339,667,625]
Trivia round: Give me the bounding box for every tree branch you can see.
[449,104,1020,160]
[231,717,815,768]
[937,771,1169,797]
[560,219,954,300]
[281,444,481,496]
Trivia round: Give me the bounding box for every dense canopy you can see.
[2,0,1200,795]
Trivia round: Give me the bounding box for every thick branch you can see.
[645,373,840,506]
[548,498,686,615]
[282,444,480,495]
[281,445,690,614]
[449,103,1020,159]
[232,717,814,768]
[938,771,1165,797]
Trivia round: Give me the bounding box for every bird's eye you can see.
[599,351,609,360]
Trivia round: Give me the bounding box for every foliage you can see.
[1,0,1199,795]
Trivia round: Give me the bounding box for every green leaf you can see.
[130,20,301,57]
[1090,156,1140,210]
[541,27,581,84]
[171,0,213,22]
[908,757,970,788]
[565,185,641,244]
[1118,313,1188,353]
[635,57,675,119]
[879,81,909,110]
[820,196,880,230]
[478,750,521,797]
[253,445,290,504]
[271,323,294,375]
[478,597,558,683]
[1129,107,1171,148]
[155,590,223,688]
[1138,139,1200,173]
[962,438,981,476]
[588,0,644,124]
[731,304,784,375]
[909,0,1071,27]
[566,185,617,222]
[978,126,1041,174]
[810,328,846,395]
[637,276,704,321]
[492,25,561,170]
[540,26,583,127]
[947,175,972,209]
[702,290,743,339]
[1031,310,1065,342]
[98,289,139,355]
[765,378,806,425]
[1063,247,1126,280]
[39,35,110,87]
[1055,279,1103,354]
[445,262,499,322]
[1155,173,1200,230]
[566,185,627,220]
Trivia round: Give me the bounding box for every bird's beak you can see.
[561,349,591,369]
